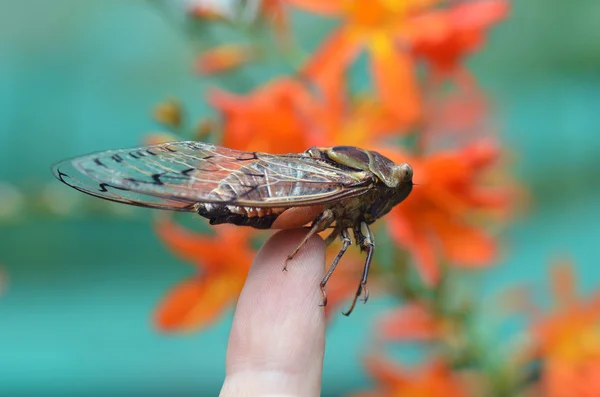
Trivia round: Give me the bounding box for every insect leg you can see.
[343,222,374,316]
[283,209,335,271]
[323,229,339,247]
[319,229,351,307]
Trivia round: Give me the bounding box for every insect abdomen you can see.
[197,203,281,229]
[196,203,325,230]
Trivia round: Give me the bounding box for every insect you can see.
[52,141,413,315]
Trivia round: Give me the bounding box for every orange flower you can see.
[352,356,468,397]
[259,0,288,33]
[153,216,255,332]
[423,90,491,146]
[210,78,410,155]
[416,83,497,156]
[384,141,510,285]
[208,77,321,153]
[319,94,413,148]
[295,0,442,126]
[195,43,256,75]
[377,303,442,342]
[533,262,600,397]
[407,0,509,74]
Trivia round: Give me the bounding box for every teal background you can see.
[1,1,600,395]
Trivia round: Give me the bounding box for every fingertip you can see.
[221,229,326,397]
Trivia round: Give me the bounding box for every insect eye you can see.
[398,163,413,182]
[305,147,324,159]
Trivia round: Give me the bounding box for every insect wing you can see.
[51,141,373,210]
[52,146,198,211]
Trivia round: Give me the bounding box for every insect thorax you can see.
[306,146,411,188]
[328,180,413,228]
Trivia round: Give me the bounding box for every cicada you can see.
[52,142,413,315]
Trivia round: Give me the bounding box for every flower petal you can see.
[369,35,421,125]
[378,304,439,341]
[154,273,244,332]
[209,79,320,153]
[195,44,255,75]
[154,217,224,268]
[452,0,510,31]
[154,216,255,274]
[387,212,440,285]
[302,26,362,89]
[434,217,497,266]
[363,355,409,388]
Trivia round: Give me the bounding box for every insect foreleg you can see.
[323,229,340,247]
[319,229,351,307]
[283,209,335,271]
[343,222,374,316]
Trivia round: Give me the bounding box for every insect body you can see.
[52,142,413,315]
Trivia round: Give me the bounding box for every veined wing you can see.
[51,141,373,211]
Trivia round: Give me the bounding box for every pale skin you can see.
[220,229,326,397]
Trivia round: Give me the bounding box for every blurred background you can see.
[1,0,600,396]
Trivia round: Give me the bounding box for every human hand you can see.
[220,229,326,397]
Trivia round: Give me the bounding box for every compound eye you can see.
[305,147,324,159]
[398,163,413,182]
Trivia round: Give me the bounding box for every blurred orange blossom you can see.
[533,263,600,397]
[377,303,442,342]
[351,356,468,397]
[153,216,255,331]
[295,0,439,126]
[210,76,413,152]
[208,78,321,153]
[408,0,509,77]
[317,93,413,148]
[384,141,510,284]
[259,0,289,33]
[196,43,257,75]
